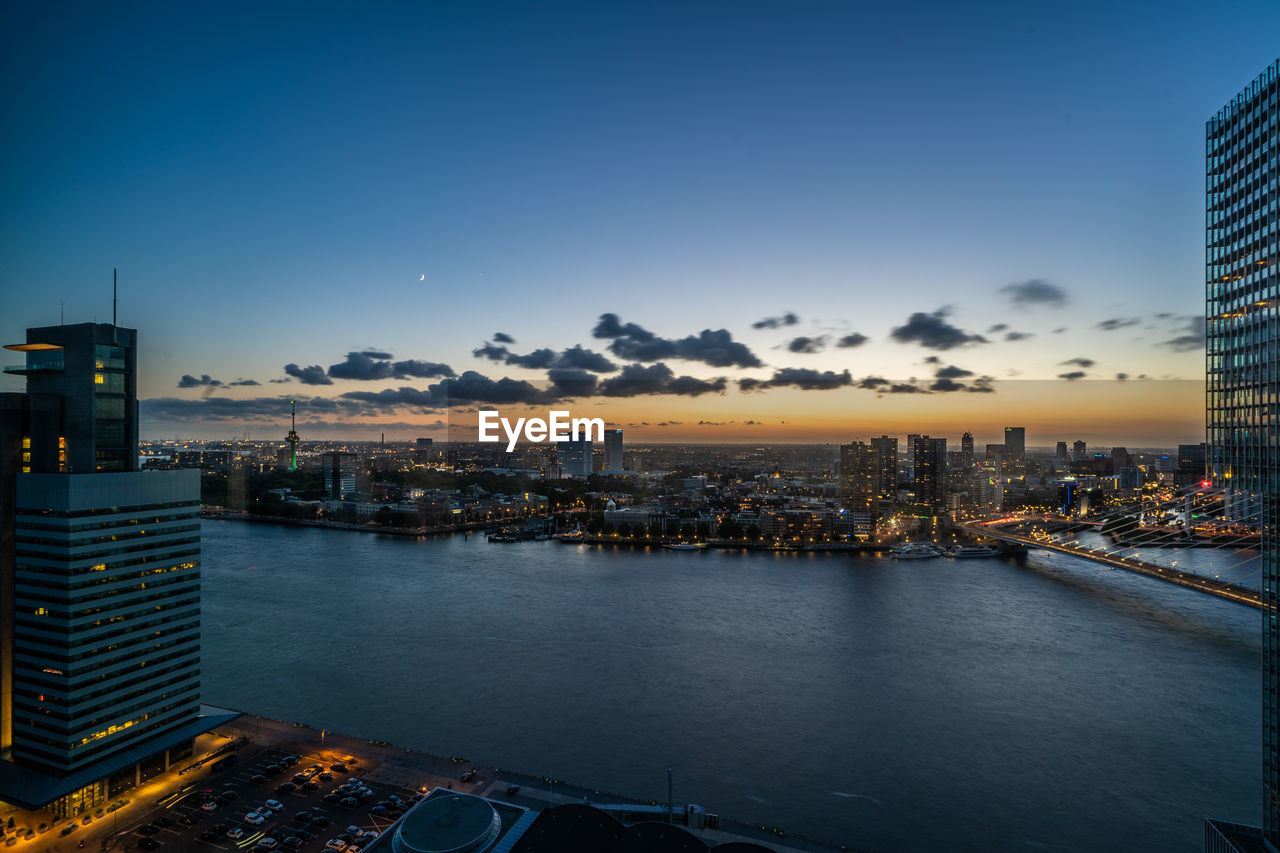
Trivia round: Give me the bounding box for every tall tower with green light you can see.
[286,400,299,471]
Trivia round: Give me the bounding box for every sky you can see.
[1,1,1275,446]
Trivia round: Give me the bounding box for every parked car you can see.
[202,802,218,812]
[310,816,331,828]
[277,782,297,793]
[251,774,268,784]
[257,838,279,850]
[244,813,265,826]
[226,828,245,841]
[265,800,284,811]
[325,840,347,851]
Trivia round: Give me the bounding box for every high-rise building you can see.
[960,432,974,468]
[413,437,434,466]
[1110,446,1131,472]
[557,438,592,478]
[839,442,877,515]
[1003,426,1025,462]
[870,435,898,499]
[912,436,947,510]
[321,451,358,498]
[1056,441,1068,461]
[603,429,624,472]
[1072,440,1087,462]
[1175,443,1207,488]
[0,322,233,818]
[1203,58,1279,853]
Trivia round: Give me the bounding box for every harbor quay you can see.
[1,714,861,853]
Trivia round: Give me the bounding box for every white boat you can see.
[664,542,707,551]
[891,542,940,559]
[945,544,998,558]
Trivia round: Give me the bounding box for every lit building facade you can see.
[912,436,947,510]
[603,429,624,472]
[0,322,234,818]
[1203,58,1279,851]
[839,442,877,535]
[557,438,592,478]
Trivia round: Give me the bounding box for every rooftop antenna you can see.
[113,268,117,326]
[60,300,64,325]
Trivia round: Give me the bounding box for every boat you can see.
[664,542,707,551]
[890,542,940,560]
[944,544,998,558]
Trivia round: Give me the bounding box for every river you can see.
[199,520,1260,852]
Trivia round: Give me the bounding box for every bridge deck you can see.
[954,521,1265,610]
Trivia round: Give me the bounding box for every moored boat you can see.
[891,542,940,559]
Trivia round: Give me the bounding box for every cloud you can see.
[1159,316,1205,352]
[751,312,800,329]
[492,332,515,344]
[1115,373,1129,380]
[592,313,762,368]
[922,356,941,364]
[1060,357,1095,368]
[934,365,974,379]
[835,332,868,348]
[1052,327,1068,334]
[1097,317,1139,332]
[999,279,1067,308]
[142,395,360,422]
[929,377,967,392]
[328,351,455,380]
[555,344,617,373]
[341,372,551,411]
[1004,331,1033,341]
[229,379,260,386]
[786,335,828,354]
[178,374,222,388]
[596,363,726,397]
[987,323,1009,333]
[284,363,333,385]
[857,376,889,389]
[739,368,854,391]
[887,383,926,394]
[1058,371,1087,381]
[474,343,617,373]
[889,308,987,350]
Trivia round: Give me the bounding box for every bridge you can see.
[953,517,1264,610]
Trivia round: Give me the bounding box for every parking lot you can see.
[112,747,424,853]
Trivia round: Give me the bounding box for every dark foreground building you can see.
[1203,58,1280,853]
[359,789,776,853]
[0,322,236,817]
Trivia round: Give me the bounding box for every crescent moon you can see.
[419,274,425,280]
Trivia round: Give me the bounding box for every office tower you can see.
[556,438,592,478]
[1175,443,1207,487]
[1110,446,1130,472]
[321,451,358,498]
[1072,440,1087,462]
[912,436,946,510]
[1003,427,1025,462]
[0,322,232,818]
[1056,441,1068,461]
[870,435,898,498]
[414,437,434,465]
[603,429,624,472]
[985,443,1004,461]
[839,442,877,516]
[960,432,974,467]
[1204,58,1279,852]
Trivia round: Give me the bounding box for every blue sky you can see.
[1,2,1275,442]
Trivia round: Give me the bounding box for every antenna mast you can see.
[113,268,117,326]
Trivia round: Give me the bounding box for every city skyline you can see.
[3,5,1276,444]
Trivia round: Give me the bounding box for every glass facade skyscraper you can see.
[1205,58,1279,850]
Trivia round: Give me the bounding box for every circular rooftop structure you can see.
[391,794,502,853]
